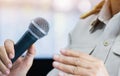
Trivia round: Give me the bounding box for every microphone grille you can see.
[29,17,49,39]
[34,17,49,33]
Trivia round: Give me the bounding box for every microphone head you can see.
[29,17,49,39]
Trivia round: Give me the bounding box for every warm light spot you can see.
[53,0,74,12]
[78,0,92,13]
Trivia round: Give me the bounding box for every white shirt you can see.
[47,1,120,76]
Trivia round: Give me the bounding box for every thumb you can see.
[23,45,36,68]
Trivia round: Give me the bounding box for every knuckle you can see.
[73,58,79,65]
[71,67,76,74]
[4,39,14,45]
[25,62,32,68]
[4,39,10,44]
[24,60,33,68]
[71,67,79,74]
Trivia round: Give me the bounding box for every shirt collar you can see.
[89,0,112,32]
[97,0,112,24]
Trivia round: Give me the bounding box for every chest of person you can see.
[68,13,120,76]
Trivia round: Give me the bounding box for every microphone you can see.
[12,17,49,63]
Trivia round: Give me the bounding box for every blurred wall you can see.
[0,0,101,59]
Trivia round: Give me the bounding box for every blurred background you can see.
[0,0,101,75]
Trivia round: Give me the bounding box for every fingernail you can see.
[8,63,12,69]
[53,62,59,67]
[59,72,64,76]
[54,55,59,59]
[60,50,66,53]
[9,53,14,59]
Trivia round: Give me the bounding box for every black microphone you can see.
[12,17,49,63]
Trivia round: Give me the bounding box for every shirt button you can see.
[103,41,109,46]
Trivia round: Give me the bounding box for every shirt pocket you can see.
[68,42,96,54]
[111,34,120,56]
[112,45,120,56]
[112,38,120,56]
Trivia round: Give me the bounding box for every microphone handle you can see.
[12,31,37,63]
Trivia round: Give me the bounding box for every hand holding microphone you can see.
[0,17,49,75]
[12,17,49,63]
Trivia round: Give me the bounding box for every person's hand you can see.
[0,39,36,76]
[53,49,109,76]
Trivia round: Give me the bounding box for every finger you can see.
[11,45,36,71]
[0,60,10,75]
[23,45,36,69]
[60,49,98,61]
[4,39,15,59]
[0,46,12,69]
[53,54,93,69]
[58,71,80,76]
[24,45,36,61]
[53,61,89,75]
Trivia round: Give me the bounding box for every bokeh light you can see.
[53,0,75,12]
[78,0,92,13]
[0,0,101,58]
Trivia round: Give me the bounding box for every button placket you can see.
[103,41,109,47]
[91,39,114,62]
